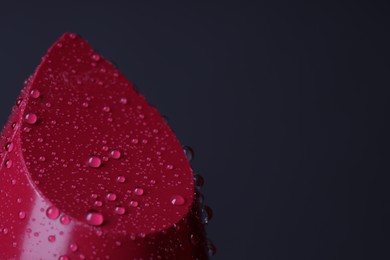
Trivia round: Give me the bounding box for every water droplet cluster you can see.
[0,32,213,259]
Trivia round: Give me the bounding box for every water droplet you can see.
[103,106,110,112]
[131,138,139,144]
[70,243,78,252]
[87,156,102,168]
[18,211,26,219]
[96,229,103,236]
[46,206,60,220]
[30,89,41,99]
[48,235,56,242]
[59,256,69,260]
[202,205,213,224]
[92,54,101,62]
[207,240,217,256]
[195,191,204,203]
[39,156,46,162]
[190,233,200,245]
[86,211,104,226]
[134,188,144,196]
[106,193,117,201]
[129,200,138,208]
[69,33,77,39]
[171,195,185,206]
[60,215,71,225]
[114,206,126,215]
[94,200,103,207]
[166,164,174,170]
[16,98,23,106]
[120,98,128,104]
[194,174,204,188]
[117,176,126,183]
[109,150,121,159]
[5,160,12,168]
[183,146,194,161]
[82,102,89,108]
[25,113,38,125]
[5,142,14,152]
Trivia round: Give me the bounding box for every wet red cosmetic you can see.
[0,33,212,259]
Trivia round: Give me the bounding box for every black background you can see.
[1,1,390,259]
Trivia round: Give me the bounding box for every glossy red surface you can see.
[0,33,208,259]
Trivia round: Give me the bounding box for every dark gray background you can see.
[1,1,390,259]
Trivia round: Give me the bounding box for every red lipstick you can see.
[0,33,212,259]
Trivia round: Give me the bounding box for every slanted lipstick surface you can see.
[0,33,209,259]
